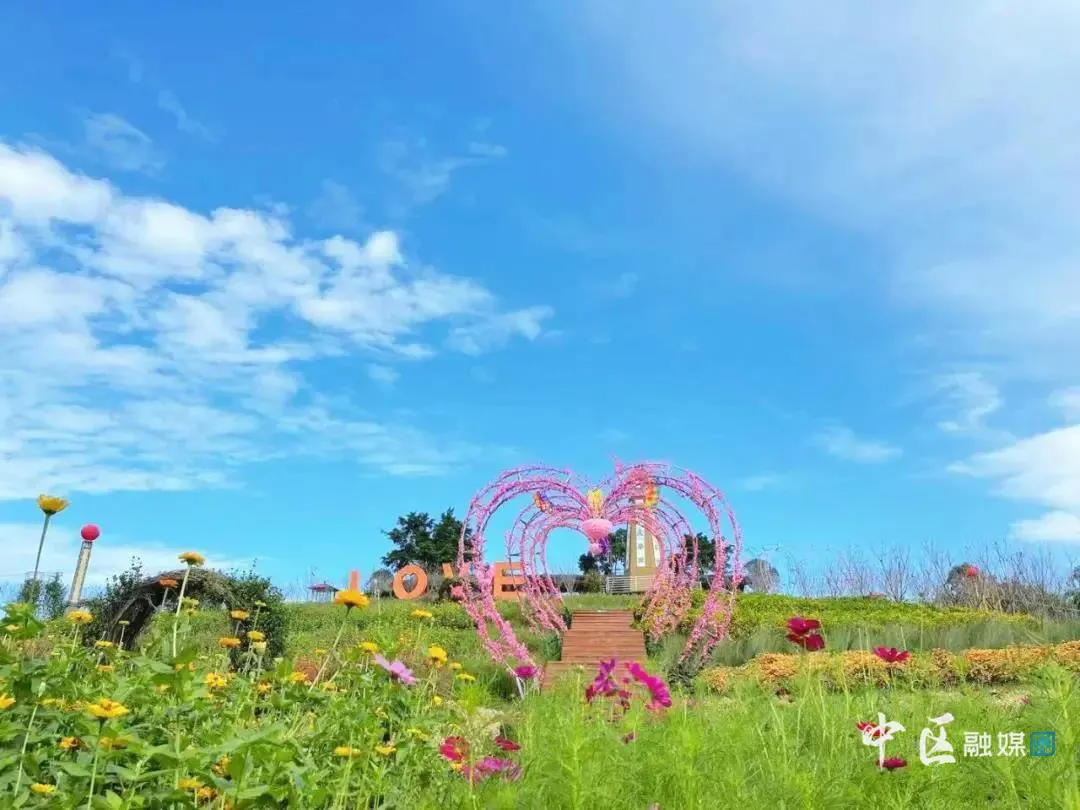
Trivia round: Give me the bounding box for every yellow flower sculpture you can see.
[333,589,370,610]
[37,494,68,515]
[87,698,129,720]
[178,551,205,566]
[586,488,604,515]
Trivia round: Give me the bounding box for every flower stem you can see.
[86,728,103,810]
[30,513,52,593]
[13,702,40,794]
[171,566,192,659]
[311,611,349,689]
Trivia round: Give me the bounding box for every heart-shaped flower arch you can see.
[455,461,741,675]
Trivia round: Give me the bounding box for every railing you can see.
[605,575,655,594]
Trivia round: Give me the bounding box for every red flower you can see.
[873,647,910,664]
[880,757,907,771]
[494,736,520,752]
[857,721,884,740]
[786,617,821,636]
[787,631,825,651]
[439,736,468,762]
[964,565,979,578]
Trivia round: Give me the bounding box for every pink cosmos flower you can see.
[873,647,910,664]
[494,736,520,752]
[585,659,619,702]
[627,662,673,711]
[373,653,417,686]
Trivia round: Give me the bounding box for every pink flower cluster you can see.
[785,617,825,651]
[585,659,672,713]
[439,735,522,783]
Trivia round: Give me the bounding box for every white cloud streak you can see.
[0,142,551,496]
[813,426,902,464]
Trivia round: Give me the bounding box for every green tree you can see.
[577,527,627,575]
[381,509,470,571]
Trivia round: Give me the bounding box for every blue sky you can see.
[1,1,1078,593]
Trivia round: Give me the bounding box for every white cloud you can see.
[1010,511,1080,544]
[1050,387,1080,420]
[813,426,902,463]
[561,2,1080,362]
[950,425,1080,514]
[307,180,364,232]
[739,473,785,492]
[157,90,215,141]
[380,135,506,209]
[367,364,399,387]
[83,113,162,173]
[0,522,252,589]
[0,141,550,495]
[445,306,553,355]
[933,371,1003,435]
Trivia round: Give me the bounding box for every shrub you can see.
[579,571,604,593]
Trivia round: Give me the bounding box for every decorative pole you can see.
[67,524,100,608]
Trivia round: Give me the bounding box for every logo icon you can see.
[1029,732,1055,757]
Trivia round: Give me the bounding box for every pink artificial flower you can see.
[786,617,821,636]
[857,721,884,740]
[880,757,907,771]
[439,736,468,762]
[494,736,520,752]
[873,647,910,664]
[965,565,979,578]
[787,631,825,651]
[373,653,417,686]
[514,665,537,680]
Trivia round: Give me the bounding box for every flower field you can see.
[1,556,1078,808]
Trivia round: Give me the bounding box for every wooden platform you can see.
[542,610,646,689]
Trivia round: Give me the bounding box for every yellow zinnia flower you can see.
[195,787,216,802]
[251,641,267,654]
[374,744,396,757]
[431,695,443,706]
[456,673,476,683]
[94,640,114,649]
[67,610,93,625]
[0,695,16,710]
[427,645,448,666]
[449,662,463,671]
[289,671,309,684]
[359,641,378,653]
[178,778,201,790]
[30,783,56,796]
[99,736,129,750]
[333,589,370,609]
[218,636,242,649]
[334,745,361,757]
[212,756,230,776]
[178,551,205,566]
[59,736,80,750]
[410,609,433,620]
[87,698,129,719]
[205,672,228,690]
[256,682,271,695]
[230,609,250,621]
[246,630,264,642]
[96,664,113,673]
[37,494,68,515]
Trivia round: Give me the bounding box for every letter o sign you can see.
[392,564,428,600]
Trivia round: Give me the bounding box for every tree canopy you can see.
[578,528,628,575]
[381,509,469,571]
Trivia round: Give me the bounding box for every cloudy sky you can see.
[1,1,1078,591]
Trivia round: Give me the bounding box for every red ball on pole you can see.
[80,524,100,543]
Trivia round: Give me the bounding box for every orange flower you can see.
[333,589,369,609]
[159,578,179,588]
[218,637,242,649]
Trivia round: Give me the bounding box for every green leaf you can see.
[59,760,92,778]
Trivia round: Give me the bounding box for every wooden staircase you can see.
[543,610,645,689]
